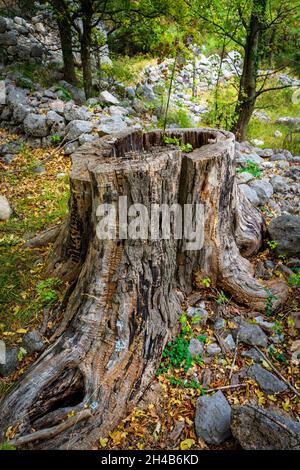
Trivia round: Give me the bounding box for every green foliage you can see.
[51,135,62,145]
[216,290,229,305]
[201,277,212,288]
[267,240,278,250]
[163,135,193,152]
[0,441,16,450]
[288,269,300,287]
[17,347,27,362]
[237,160,262,178]
[57,85,73,102]
[35,278,62,306]
[264,288,277,317]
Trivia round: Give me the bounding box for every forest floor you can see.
[0,127,299,450]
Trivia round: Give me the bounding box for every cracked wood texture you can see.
[0,128,287,449]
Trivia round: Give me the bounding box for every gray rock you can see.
[250,179,273,205]
[238,321,268,347]
[242,348,261,362]
[0,16,8,33]
[7,86,27,106]
[22,330,44,353]
[0,31,17,46]
[268,215,300,256]
[58,81,86,105]
[239,184,260,206]
[0,195,12,220]
[195,391,232,444]
[32,165,46,174]
[65,120,93,141]
[256,148,273,158]
[254,316,275,331]
[236,151,263,165]
[98,116,127,135]
[30,44,44,58]
[186,302,208,324]
[207,343,221,356]
[47,110,65,127]
[276,116,300,127]
[270,176,288,192]
[188,338,204,358]
[231,405,300,449]
[237,171,255,184]
[12,103,31,123]
[78,133,97,145]
[64,102,92,121]
[99,90,120,105]
[49,99,65,114]
[269,154,287,162]
[248,364,287,394]
[213,317,226,331]
[0,347,18,377]
[64,141,79,155]
[24,113,48,137]
[224,334,235,350]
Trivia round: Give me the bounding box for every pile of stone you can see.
[0,82,142,159]
[0,13,59,65]
[236,141,300,217]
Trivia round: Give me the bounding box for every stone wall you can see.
[0,11,61,65]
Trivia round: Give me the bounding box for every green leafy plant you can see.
[267,240,278,250]
[0,441,16,450]
[264,288,277,317]
[216,290,229,305]
[51,134,62,145]
[36,278,62,306]
[17,347,27,362]
[163,135,193,153]
[201,277,212,288]
[237,160,262,178]
[57,85,73,101]
[288,268,300,287]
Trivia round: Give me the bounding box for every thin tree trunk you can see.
[51,0,77,85]
[232,0,267,141]
[80,1,93,99]
[0,128,287,449]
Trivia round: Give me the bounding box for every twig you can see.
[229,333,239,380]
[205,383,247,393]
[254,346,300,399]
[9,409,92,447]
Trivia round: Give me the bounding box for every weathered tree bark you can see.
[0,128,287,449]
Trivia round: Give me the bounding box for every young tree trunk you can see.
[51,0,77,85]
[0,129,287,450]
[80,1,93,99]
[232,0,267,141]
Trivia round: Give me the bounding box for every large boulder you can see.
[231,405,300,449]
[276,116,300,127]
[268,215,300,257]
[195,391,232,444]
[24,113,49,137]
[0,195,12,220]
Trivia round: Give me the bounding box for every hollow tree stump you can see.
[0,128,287,449]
